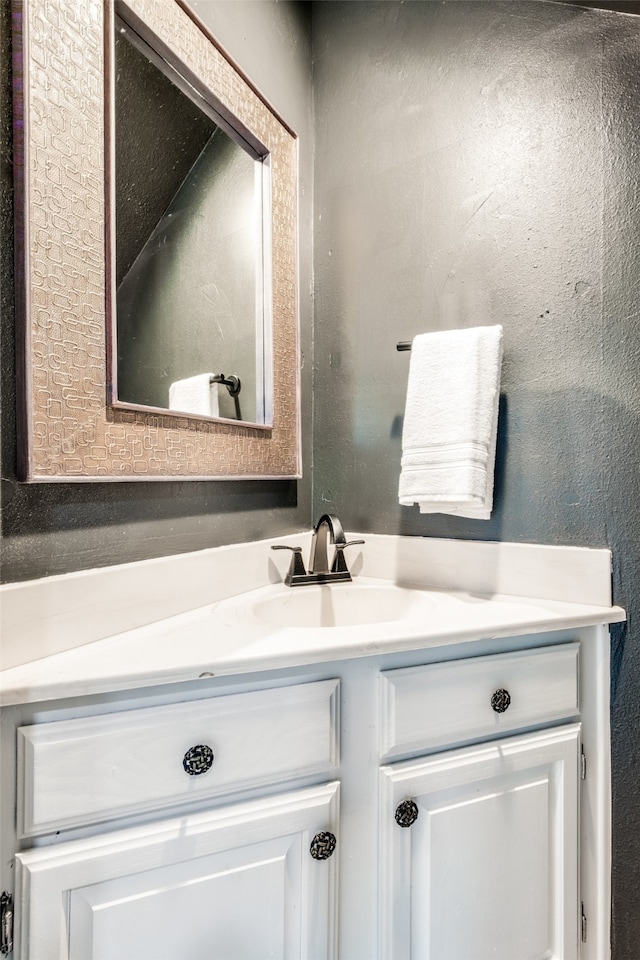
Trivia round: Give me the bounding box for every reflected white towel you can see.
[169,374,220,417]
[398,325,503,519]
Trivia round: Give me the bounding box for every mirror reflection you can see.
[113,19,270,424]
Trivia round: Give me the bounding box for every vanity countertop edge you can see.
[0,534,626,708]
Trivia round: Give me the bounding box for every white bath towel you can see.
[398,325,503,519]
[169,374,220,417]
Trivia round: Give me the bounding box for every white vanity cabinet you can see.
[17,782,339,960]
[3,629,610,960]
[379,727,581,960]
[11,680,341,960]
[377,644,583,960]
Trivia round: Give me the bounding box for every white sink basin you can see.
[228,579,435,630]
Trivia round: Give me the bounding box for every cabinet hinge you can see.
[581,902,587,943]
[0,891,13,956]
[581,748,587,780]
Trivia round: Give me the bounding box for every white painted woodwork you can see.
[576,623,612,960]
[379,724,581,960]
[18,679,339,836]
[380,642,579,757]
[3,622,613,960]
[16,781,339,960]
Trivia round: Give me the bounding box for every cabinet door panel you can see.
[379,725,580,960]
[16,783,339,960]
[69,836,296,960]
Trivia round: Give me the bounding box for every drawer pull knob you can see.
[310,831,337,860]
[183,744,214,775]
[491,688,511,713]
[395,799,419,828]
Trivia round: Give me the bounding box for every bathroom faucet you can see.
[309,514,346,575]
[272,514,364,586]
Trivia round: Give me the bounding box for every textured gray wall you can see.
[311,2,640,956]
[0,0,313,582]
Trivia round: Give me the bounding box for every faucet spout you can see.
[271,515,364,586]
[309,514,346,575]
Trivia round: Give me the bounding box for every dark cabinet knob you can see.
[183,744,214,775]
[395,799,419,828]
[310,831,337,860]
[491,689,511,713]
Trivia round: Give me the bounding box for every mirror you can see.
[113,17,270,425]
[14,0,300,481]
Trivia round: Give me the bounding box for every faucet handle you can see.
[271,545,308,585]
[331,539,365,575]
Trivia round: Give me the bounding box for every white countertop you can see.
[0,578,625,706]
[1,534,625,706]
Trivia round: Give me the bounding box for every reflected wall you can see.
[114,22,263,423]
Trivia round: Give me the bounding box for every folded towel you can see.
[398,325,503,519]
[169,374,220,417]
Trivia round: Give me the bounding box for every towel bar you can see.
[396,341,412,352]
[211,374,241,396]
[210,374,242,420]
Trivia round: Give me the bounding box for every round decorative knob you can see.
[491,688,511,713]
[395,799,419,828]
[182,744,214,776]
[310,831,337,860]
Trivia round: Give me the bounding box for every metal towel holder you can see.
[210,374,242,420]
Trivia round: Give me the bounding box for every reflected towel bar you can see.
[211,374,242,420]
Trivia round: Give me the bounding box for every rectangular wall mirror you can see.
[112,11,271,427]
[13,0,300,481]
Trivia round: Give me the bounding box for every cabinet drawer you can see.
[18,679,339,837]
[380,643,579,758]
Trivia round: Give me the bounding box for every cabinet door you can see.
[16,782,339,960]
[379,725,580,960]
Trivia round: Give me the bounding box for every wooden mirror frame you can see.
[13,0,301,481]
